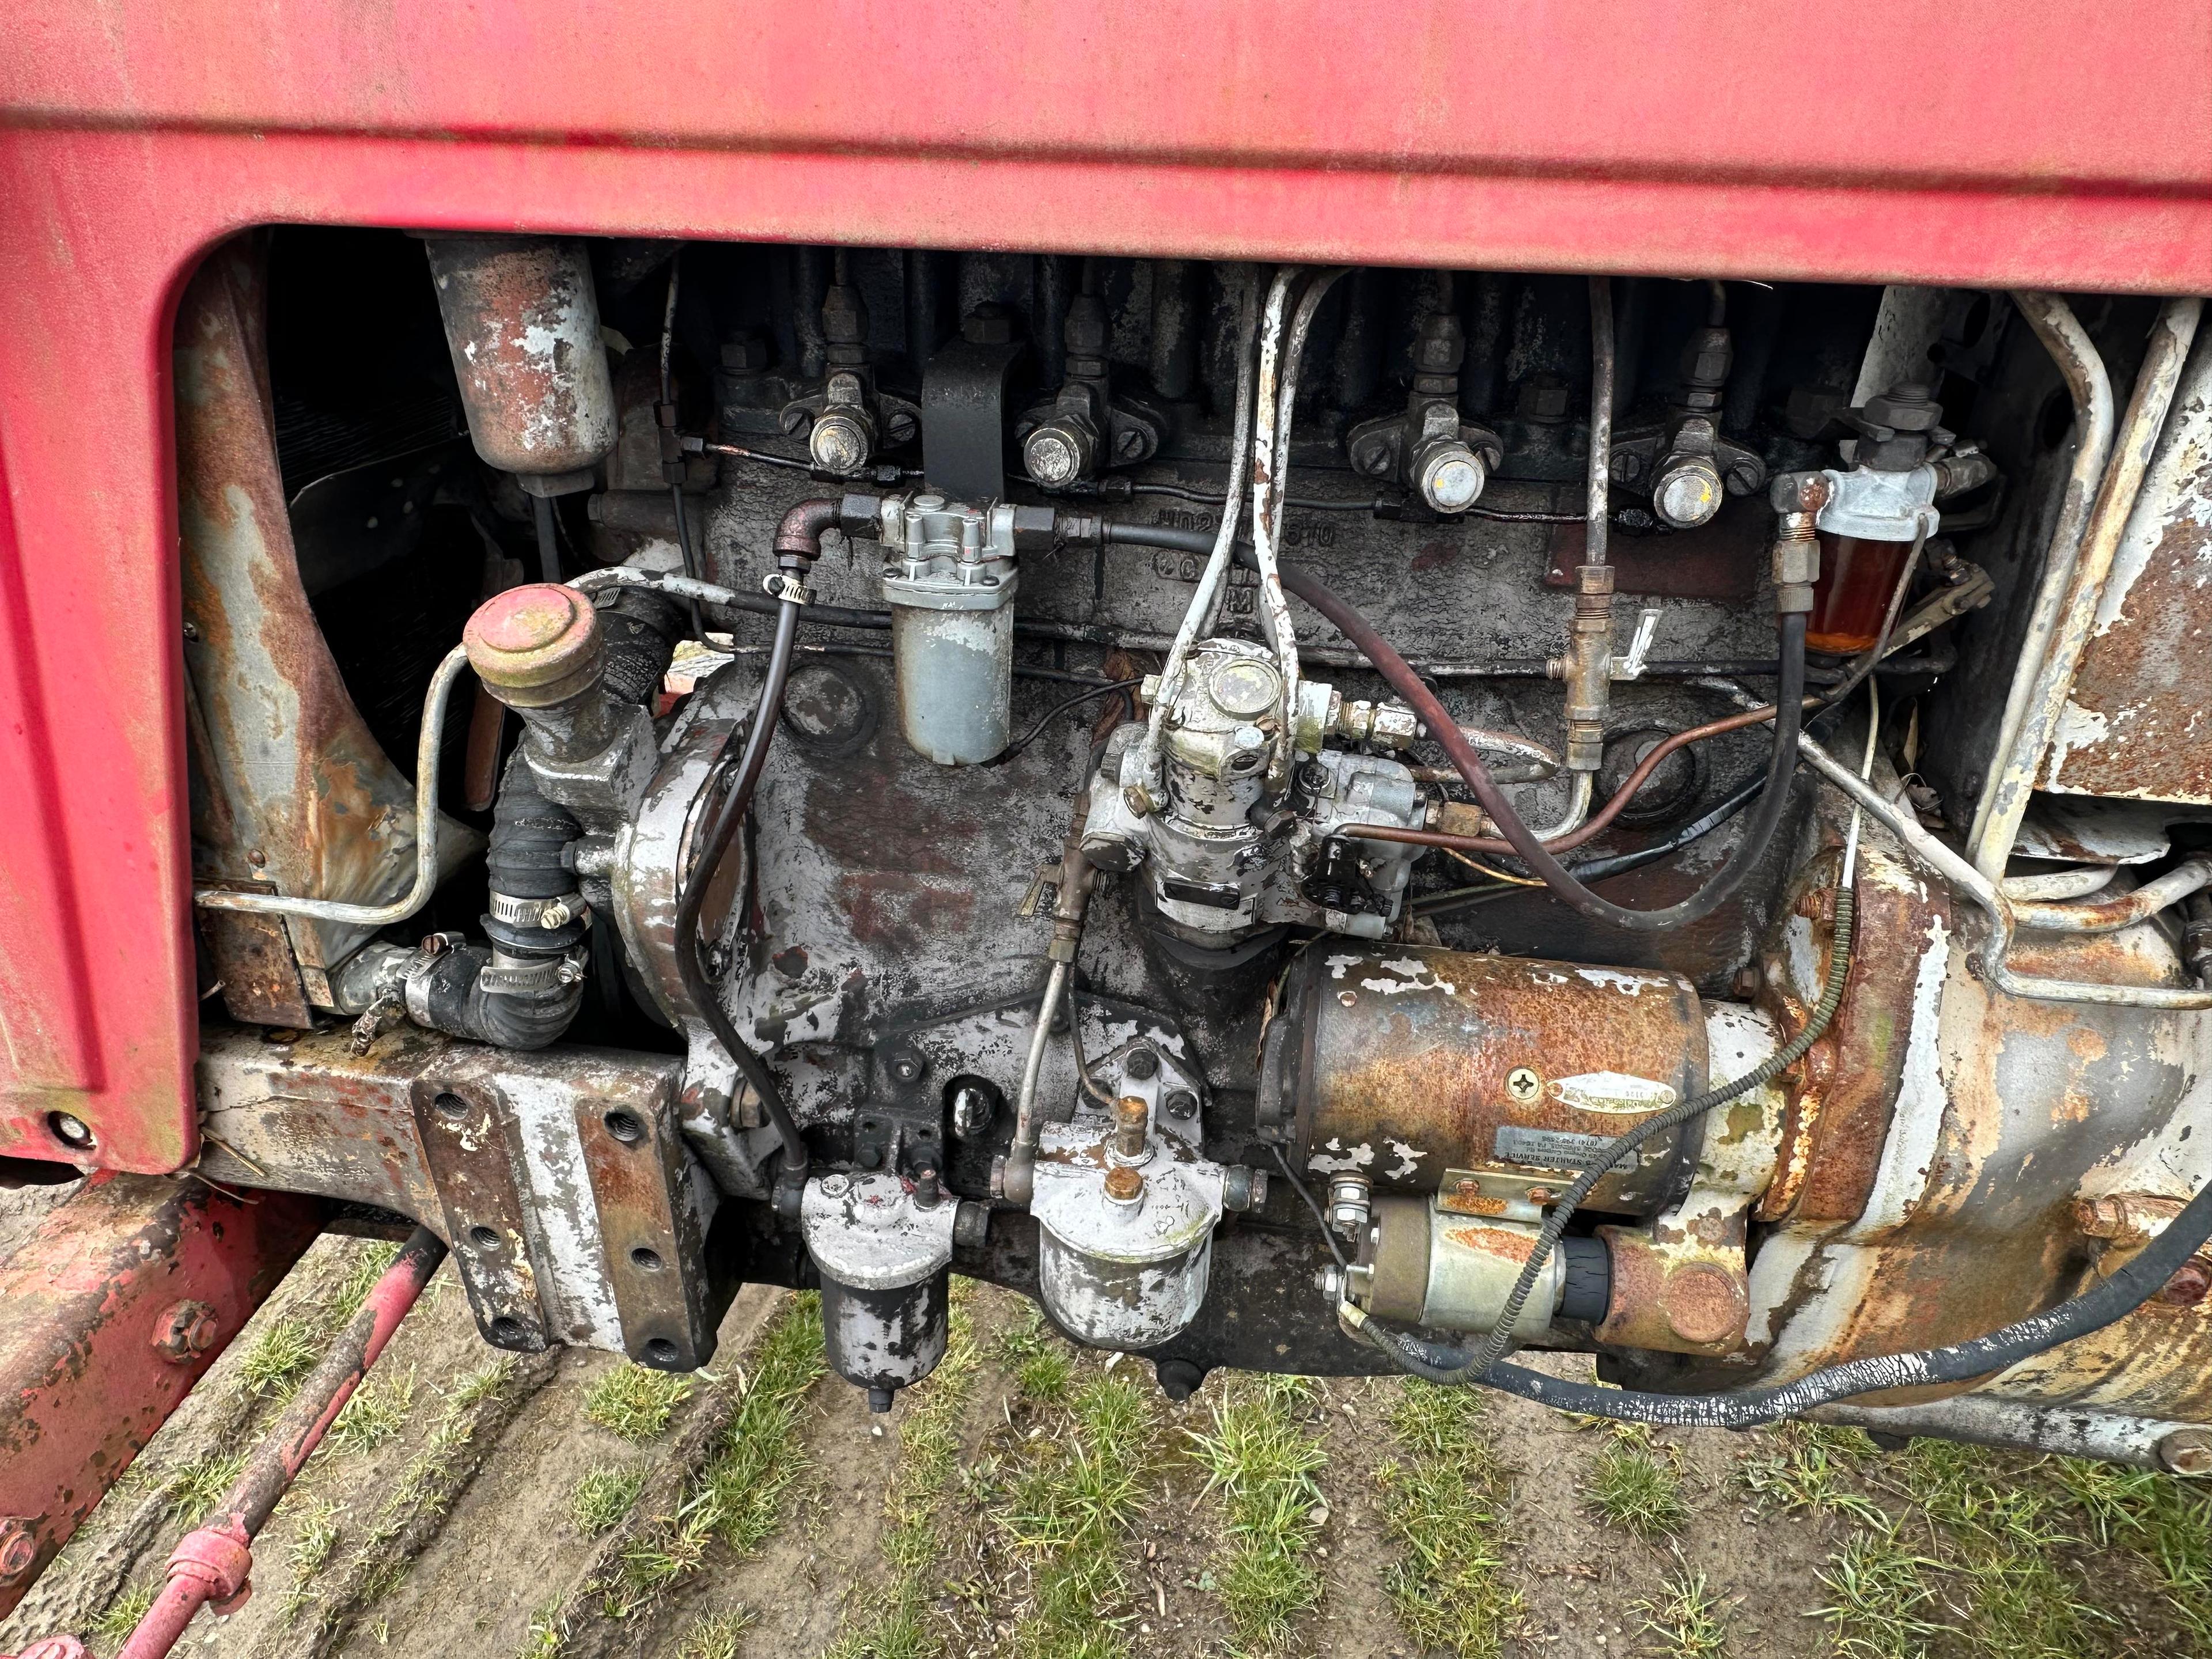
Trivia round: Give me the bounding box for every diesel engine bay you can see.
[173,226,2212,1459]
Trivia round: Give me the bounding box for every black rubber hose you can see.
[1355,1165,2212,1428]
[666,498,844,1181]
[1097,518,1809,934]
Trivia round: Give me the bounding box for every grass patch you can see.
[990,1368,1156,1659]
[674,1607,757,1659]
[165,1449,248,1526]
[1811,1520,1944,1659]
[1376,1381,1522,1659]
[2049,1455,2212,1643]
[239,1315,321,1400]
[1736,1421,1887,1525]
[1187,1376,1330,1653]
[599,1294,825,1620]
[571,1464,648,1536]
[825,1285,986,1659]
[997,1307,1075,1405]
[584,1362,696,1445]
[90,1580,160,1650]
[1633,1561,1734,1659]
[332,1238,404,1313]
[1588,1429,1689,1540]
[517,1600,567,1659]
[328,1366,416,1458]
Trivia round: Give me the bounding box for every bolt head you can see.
[1653,455,1724,528]
[1023,423,1090,488]
[0,1517,38,1581]
[1162,1089,1199,1120]
[809,411,872,475]
[1103,1165,1145,1205]
[1417,444,1486,514]
[720,332,772,372]
[49,1113,94,1149]
[153,1300,221,1365]
[962,303,1015,346]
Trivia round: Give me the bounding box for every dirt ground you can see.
[6,1184,2208,1659]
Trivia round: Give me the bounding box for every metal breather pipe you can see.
[1969,295,2202,881]
[1798,736,2212,1010]
[1557,277,1618,781]
[192,646,471,926]
[2012,857,2212,935]
[1967,292,2117,878]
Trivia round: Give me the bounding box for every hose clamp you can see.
[487,889,588,931]
[478,946,589,997]
[763,571,811,606]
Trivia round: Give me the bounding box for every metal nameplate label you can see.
[1494,1125,1638,1174]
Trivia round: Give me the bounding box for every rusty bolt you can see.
[1113,1095,1150,1160]
[1732,966,1763,999]
[2157,1427,2212,1478]
[2156,1258,2212,1308]
[2074,1196,2128,1238]
[153,1300,222,1365]
[1526,1186,1555,1204]
[0,1517,37,1582]
[1793,887,1839,926]
[1103,1165,1145,1205]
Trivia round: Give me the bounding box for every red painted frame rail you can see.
[2,0,2210,1171]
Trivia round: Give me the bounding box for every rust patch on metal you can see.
[574,1080,715,1370]
[2042,355,2212,804]
[1277,946,1706,1214]
[411,1078,550,1352]
[0,1174,320,1618]
[176,235,451,1020]
[1756,850,1949,1226]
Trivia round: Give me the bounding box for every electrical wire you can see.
[1270,1142,1348,1273]
[988,677,1145,767]
[1411,768,1765,919]
[1346,883,1858,1388]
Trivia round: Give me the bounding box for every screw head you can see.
[889,1052,924,1085]
[48,1112,94,1150]
[1505,1067,1543,1105]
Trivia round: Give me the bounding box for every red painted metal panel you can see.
[0,1175,321,1616]
[0,2,2207,1171]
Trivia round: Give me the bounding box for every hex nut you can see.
[1103,1165,1146,1205]
[962,303,1015,346]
